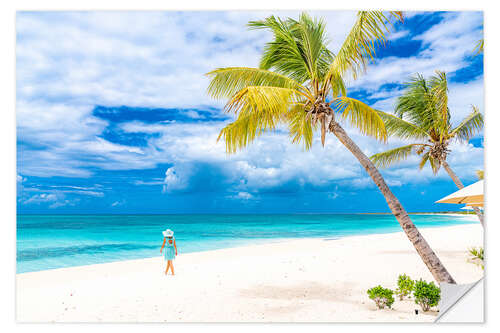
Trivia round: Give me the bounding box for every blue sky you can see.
[16,11,484,214]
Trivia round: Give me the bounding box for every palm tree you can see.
[206,12,456,284]
[371,71,484,226]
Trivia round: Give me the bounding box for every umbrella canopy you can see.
[460,206,473,211]
[436,180,484,205]
[466,203,484,208]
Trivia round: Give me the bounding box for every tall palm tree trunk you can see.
[441,160,484,226]
[329,121,456,284]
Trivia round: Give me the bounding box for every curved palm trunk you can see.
[441,160,484,226]
[329,121,456,284]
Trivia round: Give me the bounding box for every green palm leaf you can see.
[248,14,334,83]
[450,106,484,142]
[429,71,450,138]
[218,86,304,153]
[206,67,309,100]
[333,96,387,142]
[376,110,430,140]
[326,11,403,80]
[209,12,401,154]
[286,103,316,150]
[370,144,426,168]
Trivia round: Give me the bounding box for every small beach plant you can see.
[206,11,457,284]
[468,246,484,270]
[413,279,441,312]
[367,285,395,309]
[395,274,414,300]
[370,71,484,226]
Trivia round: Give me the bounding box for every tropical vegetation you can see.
[413,279,441,312]
[395,273,415,300]
[370,71,484,226]
[468,246,484,270]
[206,11,456,283]
[367,285,395,309]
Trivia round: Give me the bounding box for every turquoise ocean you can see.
[17,214,477,273]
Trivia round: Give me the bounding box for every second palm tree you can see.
[371,71,484,226]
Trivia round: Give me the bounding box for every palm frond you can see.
[332,96,387,142]
[428,154,441,174]
[326,11,403,80]
[327,70,347,97]
[419,151,430,170]
[370,144,425,168]
[206,67,309,100]
[218,86,303,153]
[429,71,450,137]
[294,13,334,82]
[395,73,436,131]
[450,106,484,142]
[248,14,333,84]
[376,110,430,140]
[286,103,316,150]
[474,39,484,55]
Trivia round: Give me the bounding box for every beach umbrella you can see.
[460,206,474,214]
[435,180,484,205]
[466,203,484,207]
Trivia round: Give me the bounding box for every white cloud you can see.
[349,12,483,124]
[111,200,125,207]
[49,199,79,209]
[163,166,190,192]
[229,192,255,200]
[16,11,484,198]
[23,193,58,204]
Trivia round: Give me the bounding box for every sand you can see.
[16,223,484,322]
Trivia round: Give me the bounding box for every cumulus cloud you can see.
[359,13,481,113]
[228,192,255,200]
[23,193,58,204]
[111,200,126,207]
[16,11,484,207]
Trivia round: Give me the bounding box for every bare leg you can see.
[165,260,170,275]
[167,260,174,275]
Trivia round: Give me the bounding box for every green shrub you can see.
[468,247,484,270]
[395,274,415,300]
[367,285,395,309]
[413,279,440,312]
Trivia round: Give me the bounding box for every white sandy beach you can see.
[16,223,483,322]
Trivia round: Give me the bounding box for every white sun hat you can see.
[162,229,174,237]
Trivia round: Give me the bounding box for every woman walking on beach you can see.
[160,229,177,275]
